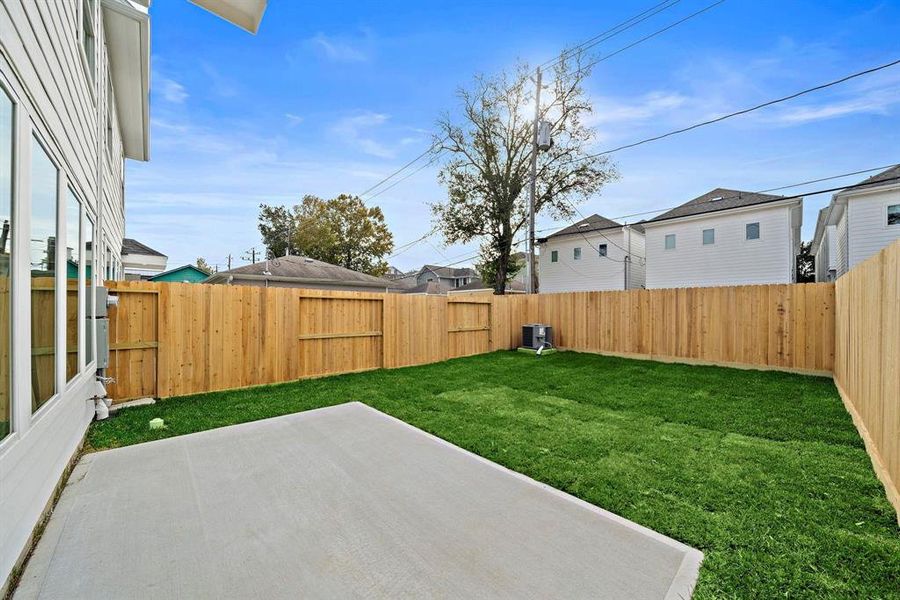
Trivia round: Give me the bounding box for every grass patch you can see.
[88,351,899,598]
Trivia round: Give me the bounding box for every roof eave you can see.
[205,273,399,288]
[102,0,150,161]
[188,0,267,34]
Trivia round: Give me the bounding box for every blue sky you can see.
[127,0,900,272]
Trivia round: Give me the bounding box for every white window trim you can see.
[664,234,676,250]
[702,228,715,246]
[745,221,762,242]
[78,0,98,97]
[885,201,900,228]
[573,247,582,260]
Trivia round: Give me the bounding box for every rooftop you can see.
[646,188,790,223]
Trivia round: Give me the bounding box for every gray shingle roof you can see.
[121,238,166,257]
[420,265,477,279]
[843,165,900,192]
[646,188,788,223]
[543,214,622,240]
[211,255,395,285]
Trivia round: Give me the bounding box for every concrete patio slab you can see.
[16,402,702,599]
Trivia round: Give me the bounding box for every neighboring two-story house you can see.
[812,165,900,281]
[415,265,477,289]
[537,214,646,292]
[643,189,802,289]
[0,0,265,590]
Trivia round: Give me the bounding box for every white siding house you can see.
[537,215,646,292]
[814,165,900,279]
[0,0,266,591]
[643,189,802,289]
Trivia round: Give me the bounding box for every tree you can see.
[478,249,524,290]
[258,195,394,276]
[432,52,617,294]
[258,204,297,259]
[796,241,815,283]
[195,257,214,275]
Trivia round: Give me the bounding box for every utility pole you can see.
[242,247,258,264]
[526,67,542,294]
[226,254,232,270]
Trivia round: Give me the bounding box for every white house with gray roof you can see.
[812,165,900,281]
[643,188,802,289]
[537,215,646,292]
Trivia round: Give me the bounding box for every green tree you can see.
[258,195,394,276]
[195,257,214,275]
[796,241,815,283]
[477,250,524,289]
[258,204,298,259]
[432,51,617,294]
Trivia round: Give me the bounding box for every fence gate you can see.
[106,287,159,401]
[298,294,385,378]
[447,297,492,359]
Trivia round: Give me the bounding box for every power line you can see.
[565,57,900,166]
[358,139,446,198]
[572,0,728,76]
[366,153,442,200]
[539,0,684,70]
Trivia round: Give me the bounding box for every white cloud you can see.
[158,78,188,104]
[331,111,394,158]
[308,31,372,63]
[285,113,305,127]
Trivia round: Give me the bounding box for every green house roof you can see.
[148,264,210,283]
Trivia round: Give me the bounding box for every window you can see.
[665,234,676,250]
[598,244,607,257]
[746,222,760,240]
[85,218,94,364]
[0,88,13,439]
[888,204,900,226]
[31,137,59,412]
[573,247,581,260]
[702,229,715,245]
[81,0,96,82]
[66,191,82,381]
[551,250,558,263]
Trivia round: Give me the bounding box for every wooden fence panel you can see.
[106,280,837,404]
[834,241,900,520]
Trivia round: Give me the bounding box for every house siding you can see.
[538,228,645,292]
[0,0,130,587]
[645,203,798,288]
[846,187,900,271]
[835,209,850,277]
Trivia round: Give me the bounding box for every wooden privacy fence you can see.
[834,241,900,518]
[105,280,835,402]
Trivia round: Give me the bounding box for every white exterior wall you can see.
[1,0,130,587]
[846,187,900,271]
[626,227,646,289]
[644,203,798,289]
[814,225,838,282]
[835,210,850,277]
[538,228,646,292]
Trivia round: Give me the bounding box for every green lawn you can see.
[88,351,900,599]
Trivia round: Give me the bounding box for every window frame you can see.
[550,250,558,263]
[78,0,98,90]
[664,234,676,250]
[886,202,900,228]
[65,189,84,383]
[0,80,15,443]
[746,222,761,241]
[573,247,582,260]
[598,244,607,257]
[28,131,64,417]
[702,228,715,246]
